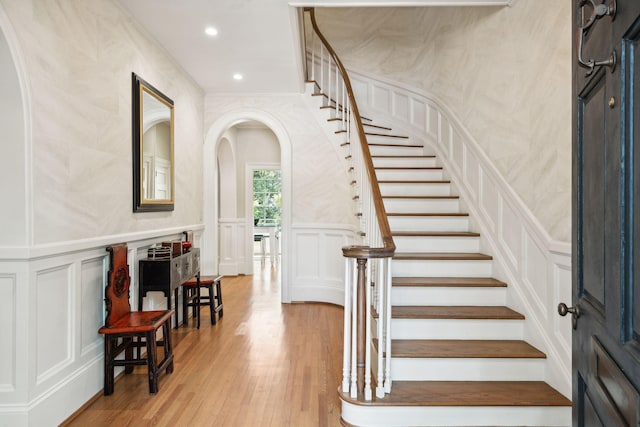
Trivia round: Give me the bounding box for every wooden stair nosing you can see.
[392,277,506,287]
[379,180,451,184]
[391,305,524,320]
[339,381,571,407]
[387,212,468,217]
[363,123,393,131]
[372,155,436,159]
[383,196,458,200]
[374,339,546,359]
[375,166,442,171]
[391,231,478,237]
[365,132,409,139]
[393,252,492,261]
[368,143,423,148]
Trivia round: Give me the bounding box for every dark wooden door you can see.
[572,0,640,425]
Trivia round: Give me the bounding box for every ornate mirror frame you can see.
[132,72,175,212]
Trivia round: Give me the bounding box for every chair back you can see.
[104,243,132,326]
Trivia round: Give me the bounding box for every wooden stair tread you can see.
[387,212,468,217]
[389,340,546,359]
[392,231,479,237]
[379,180,450,184]
[363,123,393,131]
[372,155,436,158]
[375,166,442,170]
[365,132,409,139]
[392,277,506,287]
[368,143,423,148]
[341,381,571,407]
[391,306,524,320]
[393,252,492,261]
[384,195,458,200]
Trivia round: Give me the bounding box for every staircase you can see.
[305,81,571,427]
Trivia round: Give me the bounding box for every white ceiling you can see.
[118,0,305,94]
[117,0,512,94]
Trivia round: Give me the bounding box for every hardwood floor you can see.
[65,262,344,427]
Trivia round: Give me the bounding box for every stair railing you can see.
[303,8,395,401]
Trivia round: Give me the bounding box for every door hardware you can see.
[577,0,617,76]
[558,302,581,330]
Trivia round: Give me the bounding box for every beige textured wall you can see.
[0,0,204,244]
[316,1,572,242]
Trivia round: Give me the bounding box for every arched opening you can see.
[0,7,30,246]
[203,109,292,302]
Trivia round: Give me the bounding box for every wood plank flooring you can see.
[64,263,344,427]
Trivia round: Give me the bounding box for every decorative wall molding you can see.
[0,225,203,426]
[290,223,358,306]
[347,69,572,397]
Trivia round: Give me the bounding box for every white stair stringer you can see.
[341,401,571,427]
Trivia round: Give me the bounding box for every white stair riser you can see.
[383,198,459,213]
[373,157,437,168]
[391,358,545,381]
[388,216,469,232]
[366,134,416,145]
[376,169,443,181]
[380,182,451,196]
[369,145,425,156]
[393,235,480,253]
[391,286,505,306]
[341,402,571,427]
[389,318,524,340]
[391,259,492,277]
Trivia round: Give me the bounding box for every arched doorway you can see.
[203,109,292,303]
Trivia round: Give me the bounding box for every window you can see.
[253,169,281,226]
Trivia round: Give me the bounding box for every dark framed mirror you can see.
[132,73,175,212]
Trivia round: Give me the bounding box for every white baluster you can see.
[320,45,324,93]
[311,30,315,82]
[365,260,372,401]
[342,258,352,394]
[350,260,358,399]
[376,258,386,398]
[384,256,392,393]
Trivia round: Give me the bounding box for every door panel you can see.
[572,1,640,425]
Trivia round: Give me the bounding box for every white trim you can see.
[203,108,293,303]
[0,3,33,247]
[0,224,204,261]
[289,1,511,6]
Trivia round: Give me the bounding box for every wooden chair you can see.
[98,244,174,395]
[182,275,224,328]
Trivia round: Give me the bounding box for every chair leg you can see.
[163,320,174,374]
[206,283,215,325]
[124,337,134,374]
[196,285,201,329]
[145,331,159,394]
[215,279,224,318]
[104,336,115,396]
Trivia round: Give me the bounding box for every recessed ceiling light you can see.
[205,27,218,37]
[233,73,243,80]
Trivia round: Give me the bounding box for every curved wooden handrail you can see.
[308,9,395,259]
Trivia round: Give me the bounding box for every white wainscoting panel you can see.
[218,218,249,276]
[348,69,572,398]
[0,224,204,426]
[35,265,73,385]
[80,257,105,357]
[290,224,357,306]
[0,274,16,392]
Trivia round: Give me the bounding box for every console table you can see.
[139,248,200,328]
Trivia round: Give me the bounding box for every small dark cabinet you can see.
[139,249,200,328]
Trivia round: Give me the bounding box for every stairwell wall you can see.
[348,69,572,397]
[315,1,572,243]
